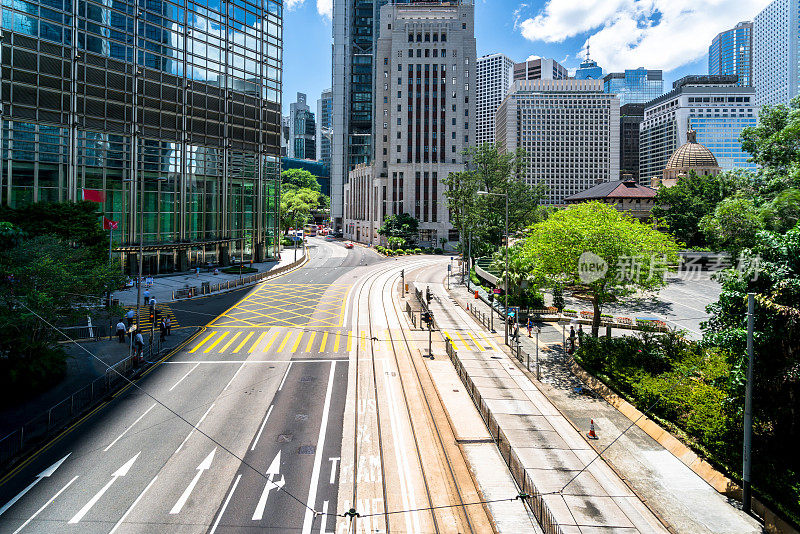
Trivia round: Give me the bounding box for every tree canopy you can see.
[279,168,328,232]
[377,213,419,247]
[281,168,321,192]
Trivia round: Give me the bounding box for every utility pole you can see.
[504,191,509,346]
[401,269,405,299]
[743,292,755,513]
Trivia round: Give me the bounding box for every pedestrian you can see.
[159,318,167,342]
[527,317,533,338]
[134,331,144,362]
[149,296,157,309]
[165,316,171,336]
[569,325,576,354]
[125,308,135,328]
[143,288,150,305]
[196,266,200,278]
[115,319,127,344]
[578,324,584,345]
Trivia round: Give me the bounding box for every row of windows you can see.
[407,31,446,42]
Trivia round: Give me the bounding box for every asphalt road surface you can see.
[0,238,383,534]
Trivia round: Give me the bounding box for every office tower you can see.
[0,0,283,273]
[639,75,757,186]
[709,21,753,87]
[512,57,568,81]
[289,93,316,160]
[754,0,799,105]
[619,104,645,182]
[342,0,476,246]
[281,116,291,157]
[316,88,333,167]
[575,46,603,79]
[477,53,514,146]
[603,69,663,105]
[496,79,620,205]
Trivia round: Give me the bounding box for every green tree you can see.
[378,213,419,247]
[280,188,321,232]
[740,96,800,171]
[760,187,800,233]
[519,202,681,336]
[281,168,321,192]
[699,195,764,255]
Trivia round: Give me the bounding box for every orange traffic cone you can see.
[474,290,479,299]
[587,419,598,440]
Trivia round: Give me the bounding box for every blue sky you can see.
[281,0,771,115]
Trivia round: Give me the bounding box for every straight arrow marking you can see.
[170,448,216,514]
[0,453,71,518]
[69,452,139,524]
[252,450,283,521]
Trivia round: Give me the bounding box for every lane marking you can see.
[209,474,241,534]
[219,332,241,352]
[328,457,340,484]
[346,331,353,352]
[13,475,78,534]
[223,362,246,391]
[69,452,139,524]
[333,333,341,352]
[203,332,228,353]
[301,361,337,534]
[169,363,200,392]
[175,403,214,454]
[233,332,253,353]
[305,332,317,352]
[278,362,293,391]
[251,405,274,451]
[107,475,157,534]
[290,331,304,352]
[163,359,350,364]
[276,331,293,352]
[467,332,484,351]
[170,448,216,514]
[456,332,470,351]
[189,332,216,353]
[248,332,267,353]
[360,330,366,351]
[0,453,71,518]
[104,404,157,451]
[252,450,284,520]
[262,331,279,352]
[319,332,329,352]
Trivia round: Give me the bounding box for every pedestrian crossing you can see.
[442,329,494,352]
[123,304,180,330]
[187,328,355,355]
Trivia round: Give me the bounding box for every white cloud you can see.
[516,0,772,73]
[317,0,332,19]
[512,3,529,31]
[285,0,305,11]
[525,54,542,61]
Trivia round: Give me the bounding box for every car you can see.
[345,242,354,249]
[325,234,335,241]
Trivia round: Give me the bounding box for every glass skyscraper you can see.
[603,69,663,106]
[709,21,753,86]
[575,58,602,80]
[1,0,283,273]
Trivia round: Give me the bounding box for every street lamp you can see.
[477,189,509,346]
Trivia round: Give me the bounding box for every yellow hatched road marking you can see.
[290,331,304,352]
[480,331,494,345]
[233,332,253,353]
[204,332,228,353]
[333,333,341,352]
[248,332,267,353]
[319,332,329,352]
[189,332,216,353]
[219,332,241,352]
[467,332,484,351]
[262,331,279,352]
[277,331,293,352]
[443,330,452,342]
[456,332,471,351]
[305,332,316,352]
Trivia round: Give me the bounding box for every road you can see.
[0,240,493,533]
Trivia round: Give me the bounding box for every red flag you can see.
[103,217,119,230]
[82,188,105,202]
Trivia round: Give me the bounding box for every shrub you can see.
[433,247,443,254]
[414,248,422,254]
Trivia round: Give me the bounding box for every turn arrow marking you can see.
[0,453,71,518]
[170,448,216,514]
[68,452,139,524]
[252,450,285,521]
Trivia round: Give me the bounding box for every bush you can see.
[221,266,258,274]
[433,247,443,254]
[414,248,422,254]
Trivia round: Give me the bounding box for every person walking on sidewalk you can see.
[134,331,144,363]
[159,318,167,343]
[115,319,127,343]
[125,308,135,328]
[527,317,533,338]
[568,325,576,354]
[143,288,150,305]
[164,316,171,336]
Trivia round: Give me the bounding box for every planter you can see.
[580,311,594,319]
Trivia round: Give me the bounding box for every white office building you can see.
[476,53,514,146]
[495,79,620,205]
[753,0,800,106]
[342,0,476,247]
[512,57,568,81]
[639,75,757,186]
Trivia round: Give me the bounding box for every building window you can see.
[384,122,388,129]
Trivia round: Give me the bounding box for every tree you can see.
[281,168,321,192]
[280,188,320,232]
[740,96,800,171]
[378,213,419,247]
[700,195,764,255]
[518,202,681,336]
[760,187,800,233]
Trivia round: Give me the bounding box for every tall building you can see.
[496,79,620,205]
[281,116,291,157]
[512,57,568,81]
[639,75,757,186]
[316,88,333,167]
[754,0,799,105]
[342,0,476,246]
[709,21,753,87]
[619,104,646,182]
[575,52,603,79]
[477,53,514,146]
[0,0,283,273]
[603,69,663,105]
[289,93,316,160]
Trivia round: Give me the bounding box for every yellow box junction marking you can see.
[204,332,228,353]
[319,332,329,352]
[219,332,241,352]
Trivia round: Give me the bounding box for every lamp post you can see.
[477,189,509,346]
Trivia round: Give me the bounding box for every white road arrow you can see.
[252,450,285,521]
[0,453,71,518]
[170,448,216,514]
[69,452,139,524]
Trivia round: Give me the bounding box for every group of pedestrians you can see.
[113,304,171,363]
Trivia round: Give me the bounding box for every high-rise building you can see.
[709,21,753,87]
[496,79,620,205]
[512,57,568,81]
[0,0,283,273]
[289,93,316,160]
[281,116,291,157]
[619,104,646,182]
[342,0,476,246]
[754,0,799,105]
[575,57,603,80]
[639,75,757,186]
[316,88,333,167]
[477,54,514,146]
[603,69,663,105]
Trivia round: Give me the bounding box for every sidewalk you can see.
[447,275,761,534]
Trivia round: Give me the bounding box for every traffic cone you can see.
[587,419,598,440]
[474,290,479,299]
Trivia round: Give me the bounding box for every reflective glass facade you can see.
[709,21,753,87]
[603,69,663,106]
[1,0,283,273]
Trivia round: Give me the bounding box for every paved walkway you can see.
[446,274,761,534]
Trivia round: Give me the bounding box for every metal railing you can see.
[0,338,164,469]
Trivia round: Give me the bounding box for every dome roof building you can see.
[657,127,722,187]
